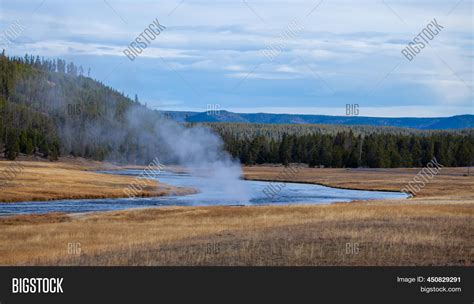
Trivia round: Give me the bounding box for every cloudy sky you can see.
[1,0,472,117]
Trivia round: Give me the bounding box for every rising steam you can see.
[156,117,250,202]
[49,78,249,203]
[124,106,250,203]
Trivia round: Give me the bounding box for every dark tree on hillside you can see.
[279,133,291,166]
[411,138,423,167]
[308,145,319,168]
[456,139,473,166]
[5,130,19,160]
[319,136,332,167]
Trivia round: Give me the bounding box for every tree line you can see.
[214,127,473,168]
[0,51,473,167]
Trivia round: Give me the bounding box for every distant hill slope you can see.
[162,110,474,130]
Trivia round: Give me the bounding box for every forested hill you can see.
[0,52,158,163]
[164,110,474,130]
[0,53,473,168]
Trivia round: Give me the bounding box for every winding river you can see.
[0,170,408,216]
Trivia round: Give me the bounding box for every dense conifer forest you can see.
[0,52,154,163]
[0,52,472,167]
[213,127,473,167]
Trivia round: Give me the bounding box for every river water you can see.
[0,170,408,216]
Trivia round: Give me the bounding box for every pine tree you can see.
[319,136,332,167]
[308,145,318,168]
[411,137,423,167]
[346,146,359,168]
[5,130,19,160]
[455,139,472,166]
[421,139,434,165]
[279,133,291,166]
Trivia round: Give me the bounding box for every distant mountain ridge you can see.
[160,110,474,130]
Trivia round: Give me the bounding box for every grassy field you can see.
[0,161,472,266]
[243,165,473,199]
[0,158,194,202]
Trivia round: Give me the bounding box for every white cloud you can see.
[2,0,472,114]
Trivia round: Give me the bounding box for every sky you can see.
[0,0,473,117]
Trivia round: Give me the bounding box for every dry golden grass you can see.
[0,163,472,266]
[244,165,474,199]
[0,159,194,202]
[0,203,472,266]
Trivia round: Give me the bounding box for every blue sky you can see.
[1,0,473,117]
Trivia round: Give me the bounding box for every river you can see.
[0,169,408,216]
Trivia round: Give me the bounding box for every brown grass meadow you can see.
[0,158,193,202]
[0,160,472,266]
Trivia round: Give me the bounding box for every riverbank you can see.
[243,165,473,199]
[0,160,472,266]
[2,158,471,203]
[1,201,472,266]
[0,158,194,202]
